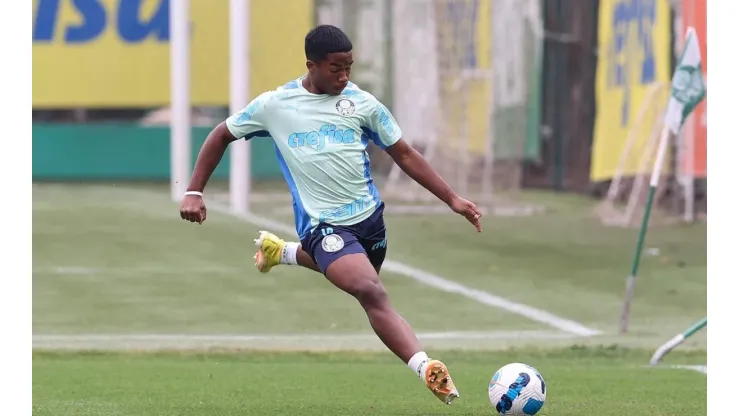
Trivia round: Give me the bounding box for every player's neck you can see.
[301,76,325,95]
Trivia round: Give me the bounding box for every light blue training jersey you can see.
[225,76,403,240]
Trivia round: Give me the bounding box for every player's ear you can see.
[306,60,315,72]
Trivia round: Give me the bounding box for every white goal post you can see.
[228,0,251,216]
[169,0,191,202]
[169,0,252,216]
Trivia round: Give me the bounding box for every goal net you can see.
[377,0,545,215]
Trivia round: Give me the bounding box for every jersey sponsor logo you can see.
[287,124,356,151]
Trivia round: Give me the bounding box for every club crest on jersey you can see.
[321,234,345,253]
[336,99,355,116]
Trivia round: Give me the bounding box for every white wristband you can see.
[184,191,203,197]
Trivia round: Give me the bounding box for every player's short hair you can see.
[304,25,353,62]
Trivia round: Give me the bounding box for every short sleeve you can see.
[363,97,403,150]
[225,92,272,140]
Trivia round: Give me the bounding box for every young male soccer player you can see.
[179,25,482,405]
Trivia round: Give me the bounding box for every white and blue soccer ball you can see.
[488,362,547,415]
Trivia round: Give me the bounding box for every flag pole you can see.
[619,27,707,333]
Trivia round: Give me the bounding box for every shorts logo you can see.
[321,234,345,253]
[371,238,387,251]
[336,99,355,116]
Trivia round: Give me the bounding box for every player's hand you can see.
[449,196,483,232]
[180,194,207,225]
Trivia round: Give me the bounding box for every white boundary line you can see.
[668,365,707,374]
[33,331,578,350]
[33,266,239,275]
[33,330,575,343]
[209,205,602,337]
[647,364,707,375]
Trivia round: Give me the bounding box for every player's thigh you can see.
[324,252,383,299]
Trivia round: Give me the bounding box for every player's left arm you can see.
[386,139,482,231]
[365,99,482,231]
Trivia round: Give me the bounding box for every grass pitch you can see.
[32,183,706,415]
[33,348,706,416]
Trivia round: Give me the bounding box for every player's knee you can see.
[354,279,388,309]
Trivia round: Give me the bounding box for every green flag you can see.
[664,27,707,134]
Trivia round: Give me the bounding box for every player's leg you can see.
[254,228,459,404]
[256,227,411,351]
[253,230,320,274]
[256,229,418,351]
[358,218,461,397]
[313,229,459,405]
[296,246,320,272]
[330,252,422,360]
[358,227,421,346]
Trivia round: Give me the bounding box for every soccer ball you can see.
[488,363,547,415]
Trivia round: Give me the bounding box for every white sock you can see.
[281,242,299,265]
[407,351,430,379]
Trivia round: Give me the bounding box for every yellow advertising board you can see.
[435,0,491,156]
[590,0,671,181]
[32,0,313,108]
[468,0,491,156]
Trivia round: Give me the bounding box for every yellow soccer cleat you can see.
[253,230,286,273]
[424,360,460,405]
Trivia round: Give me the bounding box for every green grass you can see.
[32,183,541,336]
[33,348,706,416]
[382,196,706,335]
[32,183,707,346]
[32,183,707,415]
[253,185,707,340]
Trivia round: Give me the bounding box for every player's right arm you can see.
[180,93,271,224]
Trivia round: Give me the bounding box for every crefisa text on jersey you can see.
[287,124,356,151]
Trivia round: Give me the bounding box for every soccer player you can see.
[179,25,482,405]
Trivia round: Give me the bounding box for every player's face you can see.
[308,52,353,95]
